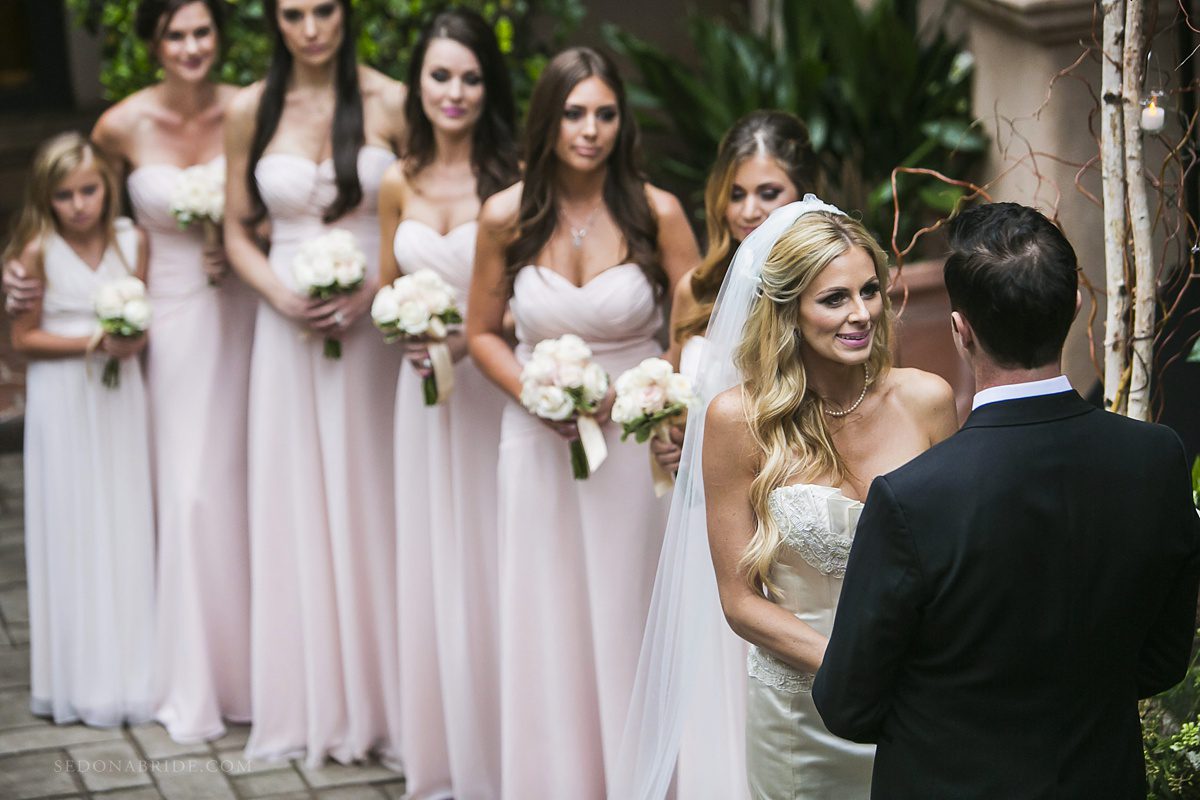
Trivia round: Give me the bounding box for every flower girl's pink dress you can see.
[392,219,503,799]
[499,263,669,797]
[244,145,404,767]
[24,218,155,726]
[126,157,257,743]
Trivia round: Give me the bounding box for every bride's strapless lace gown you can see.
[746,484,875,799]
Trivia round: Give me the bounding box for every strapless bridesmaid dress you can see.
[499,264,670,798]
[392,219,503,799]
[244,145,404,767]
[126,158,257,743]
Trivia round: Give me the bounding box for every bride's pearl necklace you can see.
[824,365,871,418]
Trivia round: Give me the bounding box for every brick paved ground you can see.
[0,453,407,800]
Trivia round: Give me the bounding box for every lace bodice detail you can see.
[748,646,816,693]
[747,484,864,694]
[768,484,860,577]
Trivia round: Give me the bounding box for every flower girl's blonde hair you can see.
[735,211,892,594]
[3,132,123,275]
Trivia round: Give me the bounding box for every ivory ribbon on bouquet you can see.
[576,414,607,473]
[649,425,676,498]
[427,341,455,403]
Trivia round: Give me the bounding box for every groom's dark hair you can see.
[943,202,1078,369]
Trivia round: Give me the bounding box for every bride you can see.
[615,197,956,798]
[703,200,957,796]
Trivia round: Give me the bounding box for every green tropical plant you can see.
[1142,461,1200,798]
[604,0,986,249]
[65,0,584,110]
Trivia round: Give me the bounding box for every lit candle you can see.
[1141,97,1165,132]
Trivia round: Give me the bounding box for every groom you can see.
[813,202,1200,798]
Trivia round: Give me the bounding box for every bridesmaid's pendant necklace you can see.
[824,364,871,417]
[564,204,603,248]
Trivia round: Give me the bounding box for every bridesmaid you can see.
[90,0,256,744]
[467,47,700,797]
[223,0,405,767]
[378,10,518,799]
[659,109,810,796]
[666,110,809,370]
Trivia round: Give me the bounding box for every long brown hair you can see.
[677,110,811,342]
[3,133,124,273]
[404,9,519,202]
[244,0,364,226]
[503,47,661,297]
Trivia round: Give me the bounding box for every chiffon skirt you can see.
[24,355,156,727]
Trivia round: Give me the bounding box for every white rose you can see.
[94,284,124,319]
[521,355,558,387]
[531,338,561,361]
[557,361,585,389]
[581,362,609,405]
[113,276,146,301]
[122,297,152,330]
[615,366,651,396]
[611,395,640,425]
[664,373,697,406]
[637,383,667,414]
[333,260,363,288]
[371,286,400,324]
[307,257,335,289]
[555,334,592,364]
[397,301,430,335]
[639,357,674,383]
[532,385,575,421]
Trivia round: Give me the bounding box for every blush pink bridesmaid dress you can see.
[126,157,257,743]
[392,219,503,800]
[498,264,670,798]
[244,145,405,768]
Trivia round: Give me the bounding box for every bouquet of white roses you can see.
[169,163,226,285]
[292,229,366,359]
[169,162,224,230]
[519,334,610,480]
[371,269,463,405]
[93,276,151,389]
[612,357,699,496]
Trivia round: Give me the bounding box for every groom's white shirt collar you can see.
[971,375,1073,411]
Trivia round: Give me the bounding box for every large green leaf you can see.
[610,0,982,247]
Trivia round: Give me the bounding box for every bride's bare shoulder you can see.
[704,386,759,478]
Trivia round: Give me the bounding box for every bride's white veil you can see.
[612,195,848,799]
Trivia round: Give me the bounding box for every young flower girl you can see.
[4,132,156,726]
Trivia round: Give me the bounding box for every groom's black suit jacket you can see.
[812,390,1200,799]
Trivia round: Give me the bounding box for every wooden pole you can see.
[1101,0,1130,414]
[1122,0,1156,421]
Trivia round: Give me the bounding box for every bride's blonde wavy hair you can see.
[735,211,892,593]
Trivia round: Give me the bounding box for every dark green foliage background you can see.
[605,0,986,248]
[65,0,585,108]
